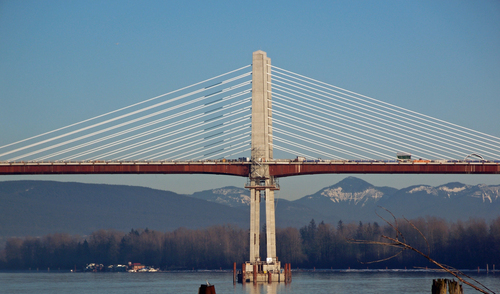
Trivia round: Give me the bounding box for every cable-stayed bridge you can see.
[1,52,499,176]
[1,51,499,282]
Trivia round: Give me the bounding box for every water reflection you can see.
[242,282,285,294]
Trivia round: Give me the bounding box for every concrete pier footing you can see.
[238,261,287,283]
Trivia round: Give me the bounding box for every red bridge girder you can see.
[268,162,500,177]
[1,162,499,177]
[0,162,250,177]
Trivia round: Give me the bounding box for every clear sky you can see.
[1,0,499,200]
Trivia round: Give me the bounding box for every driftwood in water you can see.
[432,279,463,294]
[233,262,237,285]
[198,284,216,294]
[284,263,292,284]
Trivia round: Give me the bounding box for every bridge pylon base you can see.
[237,261,287,283]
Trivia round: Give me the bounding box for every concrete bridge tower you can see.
[241,50,283,283]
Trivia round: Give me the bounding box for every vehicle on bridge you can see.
[397,152,412,161]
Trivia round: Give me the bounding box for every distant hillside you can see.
[1,177,499,246]
[0,181,248,238]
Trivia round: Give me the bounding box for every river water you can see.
[1,270,499,294]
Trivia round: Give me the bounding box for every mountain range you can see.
[191,176,500,223]
[1,177,499,245]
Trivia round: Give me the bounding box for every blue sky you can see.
[1,0,499,199]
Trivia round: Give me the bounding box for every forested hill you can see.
[1,178,499,243]
[0,180,248,238]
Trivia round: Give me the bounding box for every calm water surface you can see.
[1,270,499,294]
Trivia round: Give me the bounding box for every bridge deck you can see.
[268,161,500,176]
[0,161,251,177]
[1,160,499,177]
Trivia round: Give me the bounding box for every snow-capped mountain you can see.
[434,182,500,203]
[376,182,500,222]
[320,186,384,205]
[190,186,250,207]
[297,177,395,204]
[280,177,499,223]
[393,182,500,203]
[294,177,396,223]
[190,177,500,223]
[468,184,500,203]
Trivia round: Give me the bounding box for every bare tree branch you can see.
[348,208,496,294]
[403,216,431,257]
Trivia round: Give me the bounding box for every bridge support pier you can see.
[249,181,260,264]
[238,50,285,283]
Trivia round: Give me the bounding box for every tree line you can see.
[1,216,499,271]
